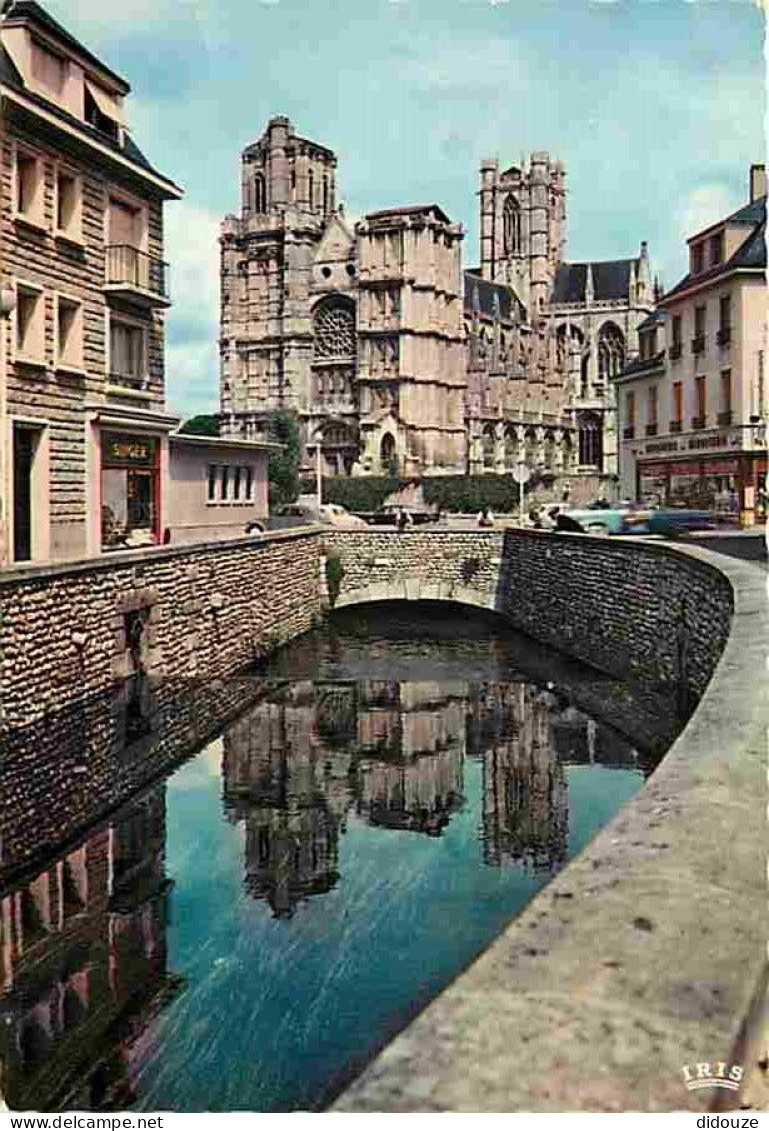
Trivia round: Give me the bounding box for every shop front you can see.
[637,452,767,524]
[101,432,161,549]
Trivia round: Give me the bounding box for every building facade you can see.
[0,0,186,563]
[616,166,767,524]
[220,117,655,490]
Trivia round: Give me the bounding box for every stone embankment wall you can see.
[324,527,733,707]
[0,527,322,733]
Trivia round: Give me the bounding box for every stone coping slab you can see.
[332,542,768,1112]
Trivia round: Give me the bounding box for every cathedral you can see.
[219,116,655,488]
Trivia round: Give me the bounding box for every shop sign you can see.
[104,434,156,466]
[687,432,729,452]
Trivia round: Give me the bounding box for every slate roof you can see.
[662,198,766,302]
[1,1,129,90]
[637,308,667,332]
[463,271,525,323]
[551,258,639,304]
[365,204,452,225]
[619,352,666,380]
[0,4,180,192]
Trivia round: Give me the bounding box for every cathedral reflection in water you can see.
[223,675,638,918]
[0,660,639,1109]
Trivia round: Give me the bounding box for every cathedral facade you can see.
[220,116,655,486]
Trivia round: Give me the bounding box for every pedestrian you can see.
[477,507,494,527]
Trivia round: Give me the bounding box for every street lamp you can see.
[311,429,324,513]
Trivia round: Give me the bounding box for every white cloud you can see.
[164,199,221,419]
[46,0,203,31]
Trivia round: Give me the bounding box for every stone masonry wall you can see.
[325,527,733,707]
[0,527,323,733]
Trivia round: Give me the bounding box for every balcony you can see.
[623,425,635,440]
[716,326,732,347]
[717,410,733,426]
[645,423,658,437]
[104,245,170,306]
[691,336,706,355]
[691,415,707,430]
[670,420,682,434]
[669,341,682,361]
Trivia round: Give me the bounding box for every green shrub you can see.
[267,409,301,507]
[299,473,544,514]
[299,476,403,512]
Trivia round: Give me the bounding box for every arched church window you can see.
[482,426,495,469]
[380,433,396,472]
[578,413,603,468]
[597,323,625,382]
[323,176,329,216]
[313,299,356,360]
[254,174,266,214]
[308,168,315,211]
[290,168,296,196]
[503,195,522,256]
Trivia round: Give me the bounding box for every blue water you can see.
[0,605,652,1113]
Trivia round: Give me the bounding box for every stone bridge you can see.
[0,526,765,1111]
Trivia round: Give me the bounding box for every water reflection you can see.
[222,668,640,920]
[0,787,180,1111]
[0,604,679,1112]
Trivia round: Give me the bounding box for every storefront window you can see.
[101,433,159,550]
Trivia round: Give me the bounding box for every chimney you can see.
[750,163,766,203]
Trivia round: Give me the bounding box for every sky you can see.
[46,0,766,419]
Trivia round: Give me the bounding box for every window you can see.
[254,174,266,214]
[694,305,706,338]
[15,283,45,363]
[108,197,143,248]
[720,369,732,414]
[313,299,356,360]
[221,465,230,501]
[55,295,83,370]
[503,195,522,256]
[695,376,707,421]
[672,381,683,423]
[710,232,724,266]
[244,466,254,501]
[647,385,658,426]
[85,83,119,142]
[55,169,82,240]
[15,148,44,227]
[308,168,314,211]
[323,176,329,216]
[672,314,682,346]
[624,391,635,438]
[719,294,731,332]
[207,465,217,502]
[597,323,625,381]
[691,243,704,275]
[109,317,146,385]
[233,466,242,501]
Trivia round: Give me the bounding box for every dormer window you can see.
[691,242,704,275]
[709,231,724,266]
[84,82,119,142]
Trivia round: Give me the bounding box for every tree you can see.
[266,409,301,506]
[179,414,220,437]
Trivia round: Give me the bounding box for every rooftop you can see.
[1,0,128,90]
[551,258,640,304]
[662,198,766,303]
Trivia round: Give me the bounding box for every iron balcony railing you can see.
[717,410,733,426]
[669,341,682,361]
[691,335,706,355]
[105,245,170,301]
[645,423,658,437]
[691,415,707,430]
[716,327,732,347]
[623,425,635,439]
[670,420,683,434]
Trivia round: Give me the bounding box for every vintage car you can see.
[560,504,712,536]
[246,499,367,534]
[360,503,440,527]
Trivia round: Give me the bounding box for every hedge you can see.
[299,474,549,514]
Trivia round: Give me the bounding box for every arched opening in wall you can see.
[503,195,522,256]
[481,426,495,470]
[323,176,329,216]
[380,432,397,474]
[290,168,296,197]
[597,322,625,383]
[308,168,315,211]
[313,296,356,363]
[319,418,360,476]
[524,427,537,465]
[577,412,603,469]
[580,351,590,398]
[503,426,516,470]
[254,174,266,214]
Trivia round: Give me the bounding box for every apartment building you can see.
[616,165,767,524]
[0,0,185,563]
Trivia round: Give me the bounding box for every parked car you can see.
[245,498,367,534]
[360,503,440,527]
[558,504,712,536]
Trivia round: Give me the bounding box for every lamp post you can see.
[313,429,323,513]
[0,281,16,566]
